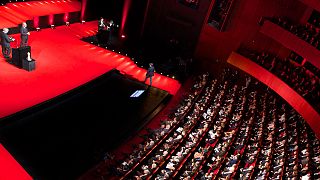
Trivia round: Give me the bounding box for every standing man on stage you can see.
[107,20,115,44]
[97,17,106,44]
[144,63,155,86]
[20,22,30,47]
[1,28,15,59]
[98,17,106,32]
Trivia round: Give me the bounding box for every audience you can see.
[238,49,320,111]
[101,68,320,180]
[269,16,320,50]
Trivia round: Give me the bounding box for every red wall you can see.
[195,0,308,68]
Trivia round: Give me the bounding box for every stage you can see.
[0,21,180,119]
[0,69,172,180]
[0,17,180,180]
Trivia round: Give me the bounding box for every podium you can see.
[12,46,31,68]
[22,59,36,71]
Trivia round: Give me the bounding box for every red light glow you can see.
[49,14,54,25]
[120,0,131,37]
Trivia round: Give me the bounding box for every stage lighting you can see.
[81,20,85,24]
[125,54,127,56]
[36,27,41,32]
[172,76,175,79]
[51,24,55,29]
[121,34,126,39]
[65,21,70,26]
[161,73,163,75]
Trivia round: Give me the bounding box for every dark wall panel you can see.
[142,0,211,57]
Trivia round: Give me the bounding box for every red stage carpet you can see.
[0,21,180,119]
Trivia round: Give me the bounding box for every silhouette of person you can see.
[144,63,155,86]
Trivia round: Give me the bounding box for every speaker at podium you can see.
[12,46,31,68]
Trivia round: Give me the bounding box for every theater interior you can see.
[0,0,319,179]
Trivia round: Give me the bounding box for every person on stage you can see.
[98,17,106,32]
[144,63,155,86]
[20,22,30,47]
[107,20,115,43]
[97,17,107,45]
[1,28,15,59]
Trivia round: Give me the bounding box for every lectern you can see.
[12,46,31,68]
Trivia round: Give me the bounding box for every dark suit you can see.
[144,65,155,86]
[20,26,29,47]
[107,23,115,43]
[1,32,13,58]
[97,20,107,44]
[146,66,155,77]
[98,20,106,31]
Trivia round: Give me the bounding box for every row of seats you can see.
[308,14,320,29]
[269,17,320,50]
[238,49,320,112]
[114,73,211,177]
[105,68,320,180]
